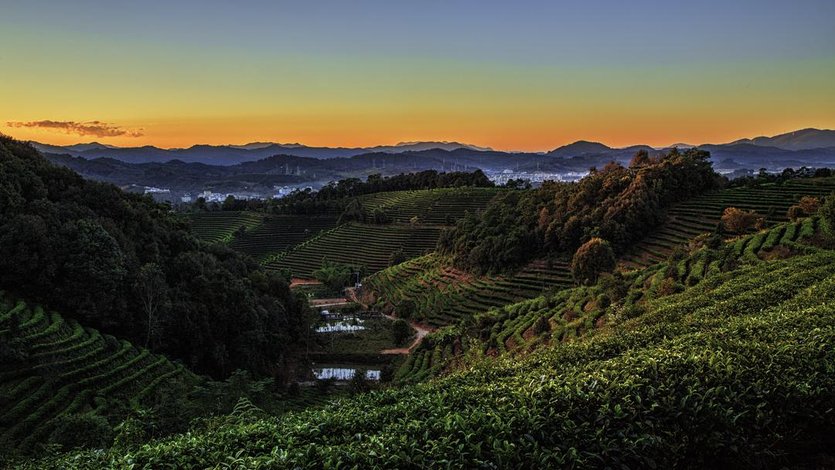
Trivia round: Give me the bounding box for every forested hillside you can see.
[0,136,308,378]
[439,149,720,273]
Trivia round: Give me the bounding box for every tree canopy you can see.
[439,148,720,274]
[0,136,308,379]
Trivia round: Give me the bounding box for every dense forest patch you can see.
[0,136,308,378]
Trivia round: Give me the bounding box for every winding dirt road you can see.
[380,314,434,355]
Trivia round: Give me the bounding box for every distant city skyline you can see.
[2,0,834,150]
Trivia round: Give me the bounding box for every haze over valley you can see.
[31,128,835,203]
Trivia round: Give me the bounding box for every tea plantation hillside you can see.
[266,223,443,278]
[0,295,195,454]
[228,214,339,262]
[364,255,572,327]
[620,178,835,267]
[356,187,503,224]
[188,188,501,278]
[393,219,825,383]
[187,212,340,261]
[366,177,835,334]
[187,211,265,244]
[33,241,835,468]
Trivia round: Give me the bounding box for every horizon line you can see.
[13,126,832,154]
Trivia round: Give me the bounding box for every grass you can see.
[312,317,403,355]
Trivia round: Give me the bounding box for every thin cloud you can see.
[6,120,143,138]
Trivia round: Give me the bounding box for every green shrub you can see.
[47,414,113,450]
[571,238,616,285]
[391,319,412,346]
[819,193,835,235]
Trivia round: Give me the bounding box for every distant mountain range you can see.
[26,129,835,201]
[31,140,494,165]
[729,128,835,151]
[30,128,835,167]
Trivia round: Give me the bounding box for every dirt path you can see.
[380,314,434,355]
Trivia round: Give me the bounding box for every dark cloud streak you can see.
[6,120,143,138]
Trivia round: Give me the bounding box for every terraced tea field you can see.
[620,177,835,268]
[86,242,835,469]
[365,255,573,327]
[229,215,339,262]
[187,211,339,260]
[187,211,265,244]
[357,187,503,224]
[0,296,194,452]
[394,219,823,383]
[266,223,442,278]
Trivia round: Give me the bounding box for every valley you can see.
[4,137,835,468]
[3,1,834,466]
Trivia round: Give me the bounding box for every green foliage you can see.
[312,259,358,290]
[46,414,113,451]
[272,170,495,215]
[571,237,616,285]
[112,410,151,451]
[0,136,308,378]
[395,298,416,320]
[348,369,371,395]
[819,192,835,235]
[391,319,412,346]
[35,250,835,469]
[337,198,368,224]
[531,315,549,334]
[439,148,718,273]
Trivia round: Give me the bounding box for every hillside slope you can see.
[34,245,835,468]
[404,217,826,378]
[0,295,195,454]
[0,136,308,378]
[266,223,442,278]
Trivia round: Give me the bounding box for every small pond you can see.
[313,367,381,381]
[315,317,366,333]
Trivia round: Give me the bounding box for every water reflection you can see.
[315,317,366,333]
[313,367,380,381]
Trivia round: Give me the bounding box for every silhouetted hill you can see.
[547,140,612,158]
[731,128,835,151]
[31,140,493,165]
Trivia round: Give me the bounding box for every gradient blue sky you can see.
[1,0,834,149]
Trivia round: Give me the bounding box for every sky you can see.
[1,0,834,151]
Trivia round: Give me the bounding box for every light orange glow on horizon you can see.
[2,7,833,153]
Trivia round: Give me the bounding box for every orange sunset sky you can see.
[1,1,833,151]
